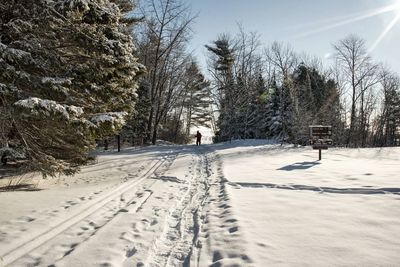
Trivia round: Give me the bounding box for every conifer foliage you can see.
[205,37,236,141]
[182,62,211,135]
[206,35,342,144]
[0,0,144,176]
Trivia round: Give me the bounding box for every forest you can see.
[1,0,400,177]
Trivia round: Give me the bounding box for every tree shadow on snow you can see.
[277,161,320,171]
[0,183,42,192]
[152,175,182,183]
[235,182,400,195]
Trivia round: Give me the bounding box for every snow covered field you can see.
[220,141,400,266]
[0,140,399,266]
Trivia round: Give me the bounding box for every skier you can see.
[196,130,202,146]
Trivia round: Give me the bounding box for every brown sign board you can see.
[313,144,328,150]
[310,139,332,145]
[309,126,332,137]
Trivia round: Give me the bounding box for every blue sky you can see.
[189,0,400,74]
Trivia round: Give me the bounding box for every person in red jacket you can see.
[196,130,202,146]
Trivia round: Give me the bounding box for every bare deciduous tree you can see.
[333,35,378,146]
[135,0,196,144]
[264,42,298,80]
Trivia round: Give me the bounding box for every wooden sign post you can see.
[117,134,121,152]
[309,125,332,160]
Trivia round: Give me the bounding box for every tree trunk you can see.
[151,126,158,145]
[347,81,357,147]
[360,90,365,147]
[146,106,154,144]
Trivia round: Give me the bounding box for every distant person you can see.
[196,130,202,146]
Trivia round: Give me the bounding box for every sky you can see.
[189,0,400,74]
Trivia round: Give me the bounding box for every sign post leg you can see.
[117,135,121,152]
[319,149,322,161]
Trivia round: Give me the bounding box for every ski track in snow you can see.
[196,152,254,267]
[143,147,252,267]
[144,150,209,266]
[1,154,173,266]
[0,146,252,267]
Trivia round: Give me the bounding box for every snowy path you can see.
[1,153,175,266]
[0,145,252,267]
[2,140,398,266]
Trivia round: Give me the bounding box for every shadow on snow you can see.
[233,182,400,196]
[277,161,321,171]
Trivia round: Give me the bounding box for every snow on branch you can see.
[57,0,91,13]
[90,112,128,136]
[90,112,127,125]
[41,77,73,85]
[0,147,25,159]
[0,42,33,64]
[14,97,84,119]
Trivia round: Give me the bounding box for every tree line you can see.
[1,0,399,177]
[206,30,400,148]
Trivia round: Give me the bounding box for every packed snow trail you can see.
[1,154,174,266]
[0,145,252,266]
[3,140,400,266]
[143,147,252,267]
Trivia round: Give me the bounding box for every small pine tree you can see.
[251,73,268,138]
[264,82,282,139]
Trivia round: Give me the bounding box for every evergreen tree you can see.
[383,88,400,145]
[279,78,294,142]
[233,74,246,138]
[183,62,211,135]
[291,64,342,144]
[291,64,316,144]
[252,73,269,138]
[0,0,144,176]
[374,74,400,146]
[122,80,151,146]
[205,37,236,142]
[264,81,282,139]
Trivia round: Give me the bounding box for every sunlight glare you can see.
[395,0,400,15]
[369,12,400,52]
[291,1,400,53]
[292,4,398,39]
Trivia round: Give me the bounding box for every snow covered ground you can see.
[0,140,399,266]
[220,141,400,266]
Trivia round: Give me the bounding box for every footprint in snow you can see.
[125,247,137,257]
[228,226,239,233]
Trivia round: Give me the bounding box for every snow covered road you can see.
[0,145,251,266]
[1,140,400,266]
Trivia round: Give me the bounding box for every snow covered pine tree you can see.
[183,62,212,136]
[205,38,236,142]
[0,0,144,176]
